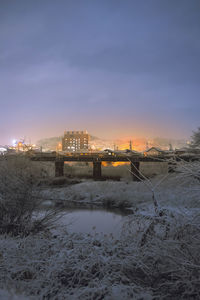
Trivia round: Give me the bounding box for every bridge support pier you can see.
[55,161,64,177]
[130,161,141,181]
[93,161,102,180]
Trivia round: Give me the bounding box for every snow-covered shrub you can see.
[0,211,199,300]
[175,160,200,181]
[0,159,199,299]
[0,289,27,300]
[120,208,200,299]
[0,156,61,236]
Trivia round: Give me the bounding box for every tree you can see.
[190,127,200,149]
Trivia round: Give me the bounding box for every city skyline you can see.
[0,0,200,144]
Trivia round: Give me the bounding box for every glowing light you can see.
[12,139,17,146]
[102,162,129,167]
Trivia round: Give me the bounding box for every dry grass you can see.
[0,158,199,299]
[0,156,62,236]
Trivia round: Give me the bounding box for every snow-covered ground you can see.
[40,171,200,211]
[0,208,199,299]
[0,161,199,299]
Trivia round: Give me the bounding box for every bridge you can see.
[2,150,199,180]
[29,152,173,180]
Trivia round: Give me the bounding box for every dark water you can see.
[58,208,131,236]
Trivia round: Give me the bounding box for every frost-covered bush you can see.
[0,210,199,299]
[121,208,200,299]
[0,159,199,299]
[158,160,200,208]
[0,156,61,236]
[0,289,27,300]
[175,160,200,182]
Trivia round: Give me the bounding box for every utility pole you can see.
[129,140,132,151]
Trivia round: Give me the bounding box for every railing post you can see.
[130,161,141,181]
[55,161,64,177]
[93,161,102,180]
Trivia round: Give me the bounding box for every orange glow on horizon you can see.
[115,138,148,152]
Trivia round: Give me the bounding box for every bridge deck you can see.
[30,153,170,162]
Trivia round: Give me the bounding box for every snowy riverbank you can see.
[0,162,199,299]
[39,171,200,211]
[0,205,199,299]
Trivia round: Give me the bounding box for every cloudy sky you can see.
[0,0,200,144]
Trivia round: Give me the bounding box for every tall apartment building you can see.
[62,130,89,152]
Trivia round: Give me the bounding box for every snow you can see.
[0,207,199,299]
[39,170,200,212]
[0,161,200,299]
[0,289,27,300]
[0,230,154,299]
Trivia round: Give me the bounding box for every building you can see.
[62,130,89,152]
[144,147,165,156]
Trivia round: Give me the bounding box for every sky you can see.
[0,0,200,145]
